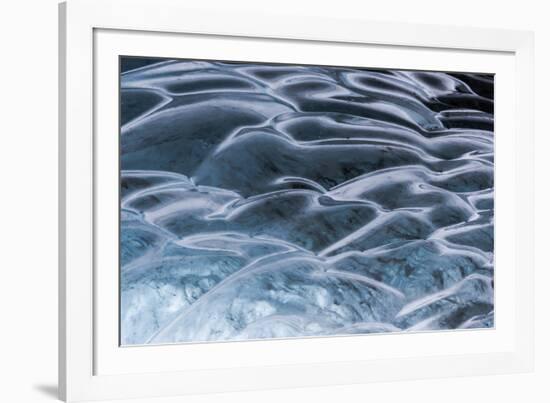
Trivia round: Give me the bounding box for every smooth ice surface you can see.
[119,58,494,345]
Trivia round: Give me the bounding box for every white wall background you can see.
[0,0,547,402]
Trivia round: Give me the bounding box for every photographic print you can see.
[119,56,494,346]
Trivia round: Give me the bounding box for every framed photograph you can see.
[59,0,534,401]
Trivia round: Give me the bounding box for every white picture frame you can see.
[59,0,534,401]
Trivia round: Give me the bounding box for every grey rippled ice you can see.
[119,58,494,345]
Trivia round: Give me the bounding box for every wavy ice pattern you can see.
[119,57,494,345]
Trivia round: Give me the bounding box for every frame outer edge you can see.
[515,31,535,372]
[61,0,96,400]
[75,0,527,52]
[60,0,536,400]
[58,2,68,401]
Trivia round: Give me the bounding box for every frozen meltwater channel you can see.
[119,57,494,345]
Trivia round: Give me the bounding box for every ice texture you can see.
[119,58,494,345]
